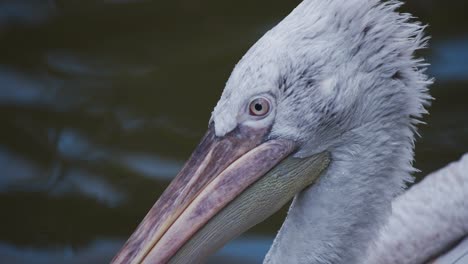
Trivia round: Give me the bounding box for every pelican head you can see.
[112,0,431,263]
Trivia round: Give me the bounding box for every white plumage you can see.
[210,0,466,263]
[367,154,468,264]
[213,0,468,263]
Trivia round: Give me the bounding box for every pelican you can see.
[112,0,468,263]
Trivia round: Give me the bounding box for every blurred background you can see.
[0,0,466,263]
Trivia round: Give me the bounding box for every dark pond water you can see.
[0,0,467,263]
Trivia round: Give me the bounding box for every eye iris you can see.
[249,98,270,116]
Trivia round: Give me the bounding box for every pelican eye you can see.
[249,97,270,117]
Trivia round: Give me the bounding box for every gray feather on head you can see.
[212,0,431,157]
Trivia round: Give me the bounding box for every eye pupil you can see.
[255,103,263,111]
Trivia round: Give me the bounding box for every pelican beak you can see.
[111,124,330,264]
